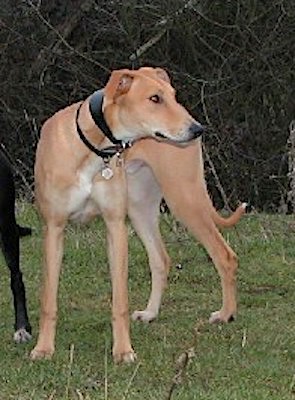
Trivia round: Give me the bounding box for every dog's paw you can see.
[132,310,157,323]
[30,346,54,360]
[113,349,137,364]
[14,328,32,344]
[209,310,236,324]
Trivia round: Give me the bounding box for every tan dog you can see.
[31,67,245,363]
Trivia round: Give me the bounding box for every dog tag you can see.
[101,166,114,180]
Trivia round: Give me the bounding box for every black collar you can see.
[89,90,122,145]
[75,91,131,160]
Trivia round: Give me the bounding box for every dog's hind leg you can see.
[0,219,32,343]
[131,141,238,322]
[127,162,170,323]
[188,214,237,322]
[30,218,66,359]
[164,186,238,323]
[0,155,32,342]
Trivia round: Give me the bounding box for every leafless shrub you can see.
[287,121,295,212]
[0,0,294,210]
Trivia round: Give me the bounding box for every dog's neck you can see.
[76,97,130,161]
[89,90,123,146]
[77,100,106,146]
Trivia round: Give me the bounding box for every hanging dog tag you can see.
[101,165,114,180]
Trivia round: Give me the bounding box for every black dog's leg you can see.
[0,220,32,342]
[18,224,32,237]
[0,151,32,343]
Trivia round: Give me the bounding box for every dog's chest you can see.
[67,157,106,222]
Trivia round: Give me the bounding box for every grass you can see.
[0,203,294,399]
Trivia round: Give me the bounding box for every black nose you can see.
[189,123,204,138]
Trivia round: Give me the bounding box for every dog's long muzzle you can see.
[154,122,204,144]
[188,122,204,139]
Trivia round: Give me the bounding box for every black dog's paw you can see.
[14,328,32,344]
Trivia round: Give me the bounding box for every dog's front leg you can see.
[30,220,65,359]
[104,216,136,363]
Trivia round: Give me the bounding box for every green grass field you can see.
[0,204,294,399]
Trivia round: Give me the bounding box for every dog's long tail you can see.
[17,225,32,237]
[211,202,247,228]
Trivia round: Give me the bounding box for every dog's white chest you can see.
[67,158,105,222]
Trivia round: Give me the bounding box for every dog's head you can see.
[101,67,203,144]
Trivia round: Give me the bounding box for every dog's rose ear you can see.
[117,74,134,95]
[155,68,171,84]
[105,70,134,101]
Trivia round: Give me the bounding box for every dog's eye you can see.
[149,94,162,104]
